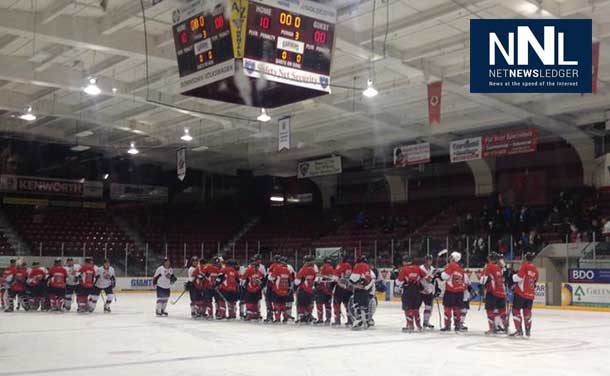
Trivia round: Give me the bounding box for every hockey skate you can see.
[440,326,452,332]
[104,306,111,313]
[525,328,531,337]
[510,330,524,337]
[423,323,435,329]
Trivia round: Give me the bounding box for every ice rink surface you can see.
[1,293,610,376]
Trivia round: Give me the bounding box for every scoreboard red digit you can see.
[172,0,337,107]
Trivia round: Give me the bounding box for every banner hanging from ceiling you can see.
[427,81,442,125]
[393,143,431,167]
[110,183,169,202]
[177,147,187,181]
[278,116,291,152]
[297,156,342,179]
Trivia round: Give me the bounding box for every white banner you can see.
[562,282,610,308]
[450,137,482,163]
[534,283,546,305]
[179,58,235,93]
[278,116,291,152]
[243,58,331,93]
[297,156,342,179]
[110,183,169,202]
[393,143,430,167]
[177,147,187,181]
[0,174,103,198]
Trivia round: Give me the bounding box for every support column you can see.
[311,175,337,209]
[466,159,494,196]
[385,175,408,203]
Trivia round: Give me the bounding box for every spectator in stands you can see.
[529,230,543,253]
[548,207,562,232]
[569,224,581,243]
[518,206,530,233]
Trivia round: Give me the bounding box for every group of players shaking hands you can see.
[0,257,117,314]
[153,249,539,337]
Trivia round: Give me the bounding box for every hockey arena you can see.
[1,0,610,375]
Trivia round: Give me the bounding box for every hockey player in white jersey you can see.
[419,255,436,329]
[153,259,176,316]
[63,258,80,311]
[92,259,116,313]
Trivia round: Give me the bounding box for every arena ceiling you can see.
[0,0,608,176]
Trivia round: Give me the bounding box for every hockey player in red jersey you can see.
[349,255,376,329]
[269,257,294,323]
[188,260,207,318]
[333,255,353,326]
[294,255,317,324]
[440,251,468,332]
[241,257,265,321]
[5,259,26,312]
[511,253,539,337]
[47,258,68,311]
[264,254,282,322]
[0,259,16,311]
[396,255,428,332]
[481,253,508,334]
[216,259,240,319]
[203,257,223,318]
[314,258,335,325]
[76,257,96,313]
[26,261,47,311]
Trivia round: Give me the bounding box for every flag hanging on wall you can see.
[428,81,442,125]
[593,42,600,94]
[177,147,186,181]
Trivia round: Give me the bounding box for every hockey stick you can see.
[170,289,188,305]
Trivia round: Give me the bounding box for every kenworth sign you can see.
[470,19,592,93]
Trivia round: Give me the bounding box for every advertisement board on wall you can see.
[568,269,610,284]
[562,282,610,308]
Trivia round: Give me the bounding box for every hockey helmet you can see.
[402,254,413,264]
[212,256,222,265]
[303,255,315,263]
[280,255,289,264]
[272,254,282,263]
[525,252,536,262]
[226,259,238,267]
[424,254,433,261]
[450,251,462,263]
[54,258,62,265]
[357,254,368,264]
[488,252,500,262]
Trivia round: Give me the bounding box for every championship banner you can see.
[482,128,538,158]
[229,0,249,58]
[0,175,102,198]
[592,42,600,94]
[393,143,431,167]
[110,183,169,202]
[450,137,482,163]
[177,147,187,181]
[427,81,442,125]
[297,156,342,179]
[278,116,291,152]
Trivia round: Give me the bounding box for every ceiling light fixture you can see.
[362,79,379,98]
[103,173,109,180]
[127,142,139,155]
[270,195,285,202]
[83,77,101,96]
[257,108,271,122]
[180,128,193,142]
[19,106,37,122]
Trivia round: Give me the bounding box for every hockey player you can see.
[348,255,376,329]
[76,257,97,313]
[5,259,26,312]
[264,254,282,322]
[216,259,240,320]
[511,253,539,337]
[314,258,335,325]
[268,257,293,323]
[185,256,200,318]
[26,261,48,311]
[240,256,265,321]
[282,255,297,321]
[440,252,468,332]
[419,255,436,329]
[203,256,223,318]
[47,258,68,311]
[0,259,16,310]
[64,258,80,311]
[152,259,176,316]
[91,259,116,313]
[294,255,317,324]
[189,260,207,319]
[396,255,427,332]
[481,253,508,334]
[333,255,353,326]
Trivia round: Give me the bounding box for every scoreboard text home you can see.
[172,0,336,108]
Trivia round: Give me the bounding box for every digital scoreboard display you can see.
[172,0,336,107]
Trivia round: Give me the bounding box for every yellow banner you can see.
[230,0,249,58]
[3,197,49,207]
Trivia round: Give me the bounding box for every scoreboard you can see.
[172,0,336,108]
